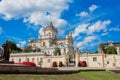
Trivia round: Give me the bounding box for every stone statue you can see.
[0,47,4,59]
[1,41,10,61]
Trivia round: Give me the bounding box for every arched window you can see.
[32,58,34,62]
[27,58,29,62]
[12,58,14,61]
[19,58,21,63]
[43,42,45,46]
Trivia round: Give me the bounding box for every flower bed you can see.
[52,61,57,67]
[78,61,87,67]
[15,62,36,66]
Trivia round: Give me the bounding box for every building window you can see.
[93,57,97,62]
[107,61,109,64]
[32,58,34,62]
[64,49,66,52]
[37,58,39,61]
[40,58,43,62]
[43,42,45,46]
[12,58,14,61]
[27,58,29,62]
[19,58,21,63]
[47,59,51,63]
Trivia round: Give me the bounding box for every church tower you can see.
[38,21,58,47]
[66,31,74,61]
[40,21,58,39]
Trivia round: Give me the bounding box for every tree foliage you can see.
[4,40,22,53]
[94,50,98,53]
[23,46,33,52]
[101,45,106,53]
[54,47,61,55]
[106,46,117,54]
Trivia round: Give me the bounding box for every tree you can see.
[54,47,61,55]
[94,50,98,53]
[106,46,117,54]
[101,45,106,53]
[4,40,22,53]
[36,48,41,52]
[23,46,33,52]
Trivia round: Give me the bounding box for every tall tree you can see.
[4,40,22,53]
[54,47,61,55]
[106,46,117,54]
[23,46,33,52]
[101,45,106,53]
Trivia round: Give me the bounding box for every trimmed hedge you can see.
[59,61,63,67]
[52,62,57,67]
[78,61,87,67]
[15,62,36,66]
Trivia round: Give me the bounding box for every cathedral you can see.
[29,22,74,59]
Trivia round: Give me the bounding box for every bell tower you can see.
[40,21,58,39]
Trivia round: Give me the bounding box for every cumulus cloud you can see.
[87,20,111,35]
[73,23,89,38]
[0,27,3,35]
[76,35,97,48]
[0,0,71,28]
[38,27,44,38]
[89,4,98,12]
[76,11,88,17]
[73,20,111,38]
[17,41,26,48]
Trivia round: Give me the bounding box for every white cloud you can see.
[17,41,26,48]
[109,27,120,31]
[39,27,44,37]
[76,35,97,49]
[73,23,89,38]
[0,0,72,28]
[101,32,108,36]
[84,36,96,43]
[76,11,88,17]
[87,20,111,35]
[73,20,111,38]
[89,4,98,12]
[0,27,3,35]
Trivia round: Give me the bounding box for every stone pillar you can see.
[75,48,80,67]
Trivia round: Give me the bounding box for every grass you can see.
[0,71,120,80]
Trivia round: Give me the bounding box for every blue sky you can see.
[0,0,120,51]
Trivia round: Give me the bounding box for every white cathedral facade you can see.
[9,22,120,68]
[28,22,74,58]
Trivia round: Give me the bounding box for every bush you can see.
[78,61,87,67]
[59,61,63,67]
[78,61,81,67]
[81,61,87,67]
[52,61,57,67]
[22,61,36,66]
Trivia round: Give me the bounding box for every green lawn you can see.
[0,71,120,80]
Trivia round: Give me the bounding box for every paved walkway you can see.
[58,67,120,71]
[58,67,105,71]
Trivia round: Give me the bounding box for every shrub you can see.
[78,61,87,67]
[78,61,81,67]
[59,61,63,67]
[80,61,87,67]
[52,61,57,67]
[22,61,36,66]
